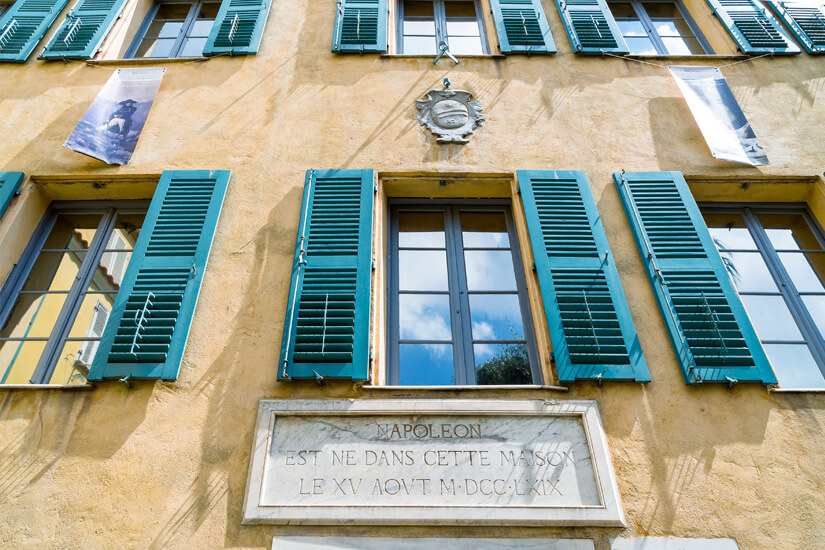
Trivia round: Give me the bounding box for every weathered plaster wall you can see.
[1,0,825,547]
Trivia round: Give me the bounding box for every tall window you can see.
[608,0,710,55]
[388,202,540,385]
[398,0,487,55]
[127,0,220,58]
[703,206,825,389]
[0,204,146,385]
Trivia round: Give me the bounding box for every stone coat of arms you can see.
[416,88,484,144]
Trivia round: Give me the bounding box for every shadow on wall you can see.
[147,185,303,549]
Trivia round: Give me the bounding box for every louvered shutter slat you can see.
[705,0,799,54]
[518,170,649,383]
[0,172,24,221]
[278,169,374,381]
[554,0,628,54]
[87,170,230,381]
[614,171,776,385]
[766,0,825,53]
[491,0,556,53]
[0,0,70,62]
[202,0,271,55]
[39,0,128,59]
[331,0,387,53]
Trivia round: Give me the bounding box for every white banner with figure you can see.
[65,68,166,165]
[669,65,768,166]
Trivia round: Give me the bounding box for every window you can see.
[127,0,220,58]
[703,206,825,389]
[0,1,12,19]
[0,203,146,385]
[398,0,488,55]
[608,0,710,55]
[388,202,540,385]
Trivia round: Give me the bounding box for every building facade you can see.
[1,0,825,546]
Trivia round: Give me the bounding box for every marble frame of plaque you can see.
[242,399,624,526]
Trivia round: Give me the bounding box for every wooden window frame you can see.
[125,0,220,59]
[608,0,713,55]
[396,0,490,54]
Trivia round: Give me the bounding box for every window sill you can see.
[87,56,208,66]
[362,384,568,392]
[768,387,825,393]
[0,383,95,390]
[381,53,506,60]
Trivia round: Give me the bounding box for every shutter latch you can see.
[312,370,326,386]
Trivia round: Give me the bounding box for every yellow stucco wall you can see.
[1,0,825,547]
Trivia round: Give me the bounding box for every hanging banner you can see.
[669,66,768,166]
[64,67,166,165]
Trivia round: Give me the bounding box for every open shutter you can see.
[766,0,825,54]
[554,0,628,54]
[614,171,776,385]
[0,0,69,62]
[39,0,127,59]
[705,0,799,54]
[279,169,374,381]
[0,172,24,220]
[202,0,272,56]
[491,0,556,54]
[518,170,649,383]
[87,170,230,381]
[331,0,387,53]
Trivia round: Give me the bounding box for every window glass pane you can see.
[464,250,517,291]
[444,1,477,18]
[644,2,680,18]
[399,294,452,341]
[399,344,454,385]
[49,213,103,249]
[398,212,445,248]
[66,293,115,339]
[469,294,524,341]
[49,340,93,385]
[609,2,637,18]
[617,20,648,37]
[0,293,70,339]
[778,252,825,292]
[704,212,757,250]
[801,295,825,339]
[759,213,823,251]
[446,36,483,54]
[190,20,215,37]
[138,38,177,58]
[740,295,803,341]
[399,250,449,290]
[19,251,87,292]
[0,340,48,384]
[763,343,825,389]
[181,37,207,56]
[661,36,702,55]
[404,20,436,34]
[156,3,193,19]
[404,0,434,17]
[446,20,480,36]
[474,343,532,385]
[199,2,220,18]
[147,20,184,39]
[626,36,657,55]
[403,35,438,54]
[720,252,777,292]
[461,212,509,248]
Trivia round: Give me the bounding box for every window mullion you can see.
[634,2,667,54]
[173,1,201,57]
[435,0,447,47]
[29,209,118,384]
[743,208,825,373]
[445,206,472,384]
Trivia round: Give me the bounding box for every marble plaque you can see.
[272,536,595,549]
[243,399,623,526]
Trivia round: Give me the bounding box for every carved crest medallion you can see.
[416,88,484,143]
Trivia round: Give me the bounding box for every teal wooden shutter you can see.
[491,0,556,54]
[87,170,230,381]
[331,0,387,53]
[0,172,24,220]
[614,171,776,385]
[39,0,128,59]
[202,0,272,56]
[518,170,649,383]
[554,0,628,54]
[705,0,800,54]
[0,0,70,62]
[279,169,374,381]
[766,0,825,54]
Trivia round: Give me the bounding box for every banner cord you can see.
[599,50,774,70]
